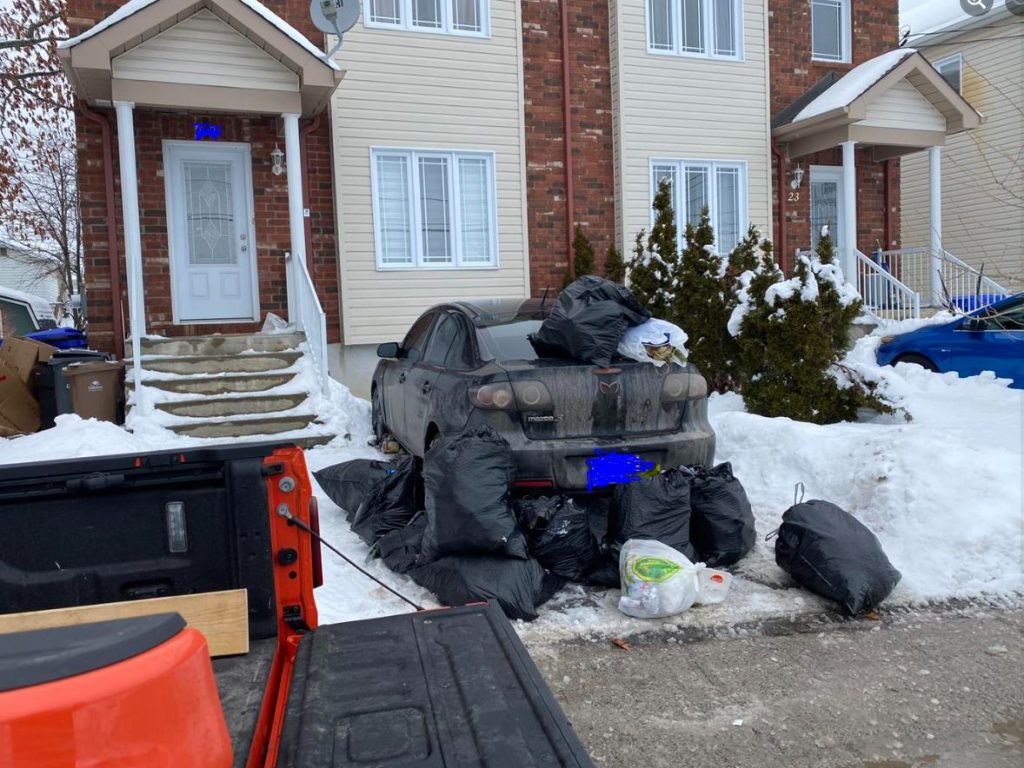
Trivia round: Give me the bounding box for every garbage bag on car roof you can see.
[608,468,696,561]
[774,499,901,615]
[420,426,528,563]
[409,555,564,622]
[617,318,689,367]
[517,496,600,582]
[687,463,756,567]
[530,275,651,367]
[349,455,418,546]
[313,458,394,521]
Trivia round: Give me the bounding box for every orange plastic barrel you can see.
[0,614,232,768]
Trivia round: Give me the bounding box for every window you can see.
[424,313,459,365]
[366,0,488,36]
[646,0,742,59]
[372,148,498,270]
[650,159,747,253]
[402,312,437,363]
[934,54,963,94]
[811,0,851,63]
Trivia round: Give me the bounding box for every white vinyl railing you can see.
[854,249,920,323]
[876,247,1008,312]
[286,252,330,398]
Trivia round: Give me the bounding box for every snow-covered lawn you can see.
[1,334,1020,644]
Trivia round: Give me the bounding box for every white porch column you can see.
[283,113,305,323]
[929,146,943,304]
[841,140,858,279]
[114,101,144,391]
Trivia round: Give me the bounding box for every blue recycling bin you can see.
[25,327,88,350]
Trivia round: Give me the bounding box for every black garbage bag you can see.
[775,500,901,615]
[313,459,393,520]
[421,426,528,562]
[688,463,756,567]
[410,556,564,622]
[349,455,418,546]
[608,468,696,561]
[530,276,650,367]
[378,515,426,575]
[583,550,621,589]
[517,496,600,581]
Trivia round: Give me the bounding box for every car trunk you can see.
[498,359,688,440]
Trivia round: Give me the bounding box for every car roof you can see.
[447,298,550,327]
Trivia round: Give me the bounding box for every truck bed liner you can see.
[276,603,594,768]
[213,637,278,768]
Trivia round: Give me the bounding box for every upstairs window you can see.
[372,148,498,270]
[647,0,743,60]
[366,0,489,36]
[934,53,963,93]
[811,0,851,63]
[651,159,747,254]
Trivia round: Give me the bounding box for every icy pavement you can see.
[0,332,1020,643]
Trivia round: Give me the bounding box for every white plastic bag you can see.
[618,539,700,619]
[694,566,733,605]
[617,318,689,367]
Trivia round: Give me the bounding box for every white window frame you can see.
[646,0,744,61]
[811,0,851,63]
[364,0,490,38]
[649,158,748,254]
[371,147,499,271]
[933,53,963,94]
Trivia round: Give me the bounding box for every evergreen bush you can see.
[564,225,597,287]
[627,178,678,319]
[604,245,626,283]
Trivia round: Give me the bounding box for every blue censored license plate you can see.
[584,450,659,493]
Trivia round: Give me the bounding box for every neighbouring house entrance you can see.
[809,165,844,254]
[164,141,258,323]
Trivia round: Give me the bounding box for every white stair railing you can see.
[286,252,330,398]
[853,250,920,323]
[876,247,1009,312]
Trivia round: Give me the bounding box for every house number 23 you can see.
[787,191,801,202]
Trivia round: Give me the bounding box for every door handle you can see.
[399,372,407,383]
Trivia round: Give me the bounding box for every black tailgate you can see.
[276,603,594,768]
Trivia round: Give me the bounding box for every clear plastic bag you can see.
[616,318,689,367]
[618,539,700,619]
[694,567,733,605]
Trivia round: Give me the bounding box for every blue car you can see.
[876,293,1024,388]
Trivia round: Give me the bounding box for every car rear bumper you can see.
[505,428,716,492]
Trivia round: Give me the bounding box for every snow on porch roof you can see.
[794,48,916,123]
[60,0,340,71]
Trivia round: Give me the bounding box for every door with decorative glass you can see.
[164,142,258,323]
[809,165,844,254]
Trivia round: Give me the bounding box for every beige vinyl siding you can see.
[111,10,299,92]
[863,80,947,131]
[901,16,1024,292]
[330,2,528,346]
[611,0,772,253]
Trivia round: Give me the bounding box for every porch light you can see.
[271,144,285,176]
[789,166,805,190]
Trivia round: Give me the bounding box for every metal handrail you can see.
[286,252,330,398]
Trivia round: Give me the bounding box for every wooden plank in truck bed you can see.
[0,589,249,657]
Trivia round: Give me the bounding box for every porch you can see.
[773,49,1006,320]
[59,0,344,437]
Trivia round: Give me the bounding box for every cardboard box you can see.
[0,361,41,435]
[0,337,56,385]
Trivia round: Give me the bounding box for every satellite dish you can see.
[311,0,360,55]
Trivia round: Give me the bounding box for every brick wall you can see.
[769,0,901,268]
[522,0,616,296]
[68,0,340,354]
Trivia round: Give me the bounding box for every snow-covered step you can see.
[128,372,299,395]
[126,332,305,358]
[168,413,323,441]
[131,351,301,375]
[155,393,308,419]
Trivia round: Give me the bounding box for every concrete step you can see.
[126,332,305,358]
[155,393,308,419]
[168,413,324,440]
[128,372,299,395]
[132,351,301,376]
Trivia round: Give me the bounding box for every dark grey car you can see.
[371,299,715,492]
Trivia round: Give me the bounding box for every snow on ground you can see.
[0,332,1020,643]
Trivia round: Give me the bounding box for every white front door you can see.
[164,141,258,323]
[809,165,845,254]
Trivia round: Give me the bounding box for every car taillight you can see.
[512,380,553,411]
[470,383,515,410]
[661,372,707,402]
[309,497,324,588]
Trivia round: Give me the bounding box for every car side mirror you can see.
[964,318,986,333]
[377,342,402,359]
